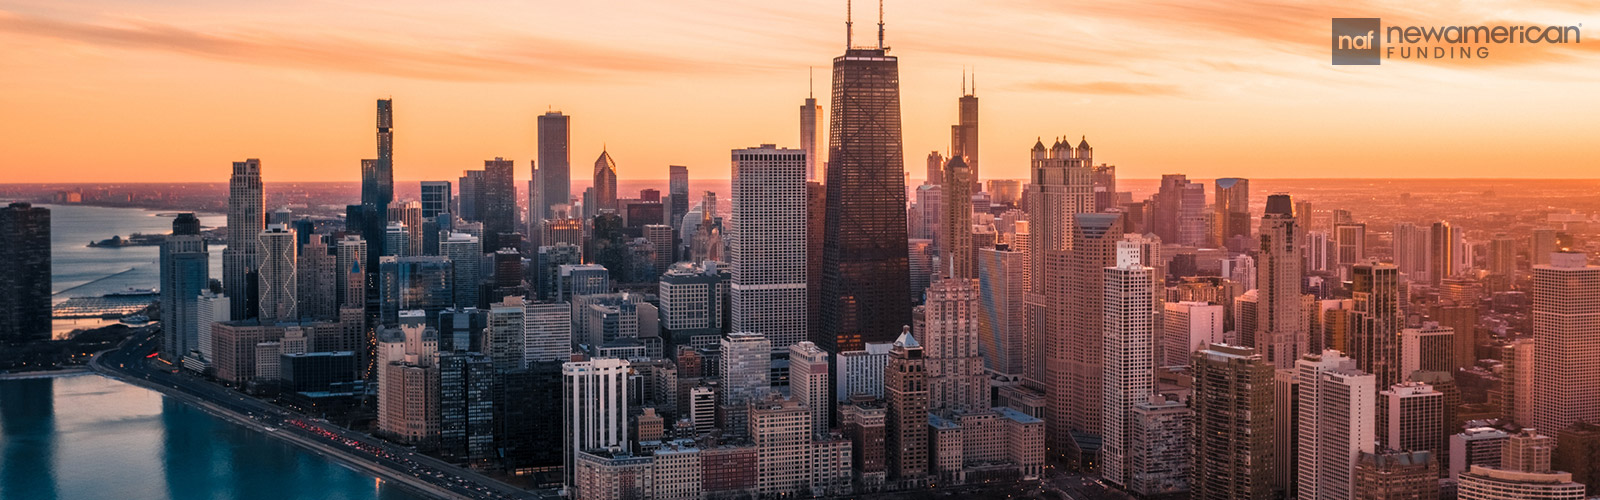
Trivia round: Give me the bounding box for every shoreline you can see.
[87,355,473,500]
[0,367,92,380]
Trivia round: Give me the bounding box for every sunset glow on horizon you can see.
[3,0,1599,183]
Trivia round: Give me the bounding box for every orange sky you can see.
[1,0,1598,183]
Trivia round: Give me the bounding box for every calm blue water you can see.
[42,205,225,337]
[0,374,425,500]
[44,204,226,298]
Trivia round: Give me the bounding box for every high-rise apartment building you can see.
[915,277,986,413]
[1400,323,1454,378]
[1333,223,1366,279]
[523,301,571,363]
[1100,242,1156,487]
[1458,429,1585,500]
[1530,252,1600,433]
[0,202,51,343]
[1129,394,1192,497]
[788,341,830,436]
[1450,426,1509,481]
[160,213,209,360]
[1048,213,1122,451]
[835,342,892,402]
[885,330,929,485]
[1297,350,1376,500]
[749,396,813,496]
[440,233,481,309]
[376,323,438,446]
[1257,194,1307,369]
[729,146,808,349]
[257,224,298,323]
[1378,382,1444,461]
[562,358,631,489]
[437,351,495,466]
[819,19,910,354]
[224,159,264,319]
[1350,261,1404,389]
[1189,344,1276,500]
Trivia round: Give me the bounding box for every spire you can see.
[971,69,976,94]
[809,66,814,99]
[962,66,966,95]
[877,0,885,49]
[846,0,853,48]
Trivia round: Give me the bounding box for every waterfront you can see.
[0,374,426,500]
[43,204,224,338]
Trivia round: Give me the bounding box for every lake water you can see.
[42,204,225,338]
[0,374,425,500]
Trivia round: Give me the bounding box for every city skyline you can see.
[4,0,1600,183]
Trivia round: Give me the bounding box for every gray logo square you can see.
[1332,18,1381,65]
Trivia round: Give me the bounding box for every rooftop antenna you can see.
[877,0,885,49]
[962,66,967,95]
[809,66,814,99]
[971,68,976,95]
[846,0,853,48]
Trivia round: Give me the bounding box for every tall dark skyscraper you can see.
[481,158,517,251]
[819,5,910,353]
[0,202,51,343]
[536,111,570,220]
[951,71,978,191]
[363,99,395,209]
[224,159,264,319]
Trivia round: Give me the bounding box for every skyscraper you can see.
[915,277,986,413]
[224,159,264,319]
[257,224,298,323]
[885,329,929,485]
[561,357,631,490]
[1101,241,1157,488]
[1153,174,1206,247]
[592,150,618,215]
[976,245,1027,377]
[951,72,978,189]
[1530,252,1600,433]
[1190,344,1276,500]
[420,181,452,220]
[1349,261,1404,389]
[1050,213,1122,451]
[729,146,808,349]
[441,232,481,309]
[668,165,689,233]
[940,156,973,280]
[1333,223,1367,279]
[0,202,50,343]
[1297,350,1376,500]
[789,341,830,436]
[1214,178,1250,248]
[363,99,394,210]
[1378,382,1444,461]
[1257,194,1307,369]
[481,158,517,251]
[800,83,823,182]
[537,111,571,221]
[819,7,910,354]
[1023,136,1095,394]
[160,214,209,360]
[1394,222,1430,282]
[1429,222,1457,285]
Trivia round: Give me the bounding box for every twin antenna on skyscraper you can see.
[844,0,886,49]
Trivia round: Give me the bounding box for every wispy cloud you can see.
[1020,80,1184,96]
[0,10,757,82]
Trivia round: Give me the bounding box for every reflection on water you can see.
[0,375,424,500]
